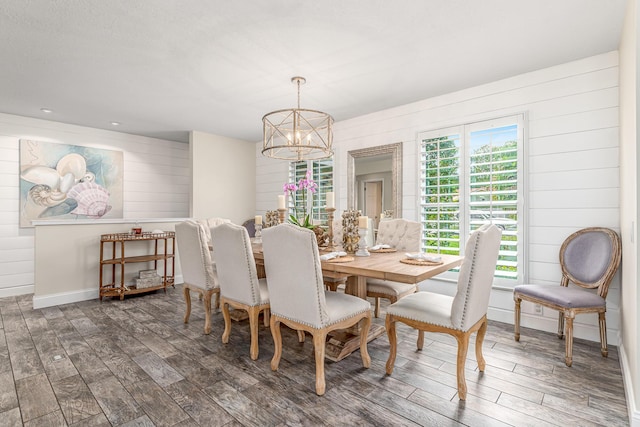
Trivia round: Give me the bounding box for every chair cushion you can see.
[323,291,371,327]
[367,278,416,298]
[387,292,455,329]
[515,284,605,308]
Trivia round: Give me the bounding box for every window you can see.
[289,159,334,225]
[419,115,524,285]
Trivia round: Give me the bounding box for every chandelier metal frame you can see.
[262,76,334,161]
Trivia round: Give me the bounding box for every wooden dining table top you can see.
[252,243,463,286]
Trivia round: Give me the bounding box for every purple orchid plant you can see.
[284,170,318,229]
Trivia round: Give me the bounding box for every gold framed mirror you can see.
[347,142,402,225]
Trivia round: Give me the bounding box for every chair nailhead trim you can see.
[459,232,481,328]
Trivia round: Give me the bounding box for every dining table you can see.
[252,243,463,361]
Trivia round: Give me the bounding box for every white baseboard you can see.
[0,285,34,298]
[31,275,183,310]
[619,340,640,426]
[33,288,99,309]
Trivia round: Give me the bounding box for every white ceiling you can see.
[0,1,627,143]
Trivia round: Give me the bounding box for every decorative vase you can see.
[341,209,361,253]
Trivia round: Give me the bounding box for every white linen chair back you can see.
[375,218,420,252]
[451,224,502,330]
[175,220,217,291]
[262,223,329,328]
[197,217,231,246]
[210,223,262,306]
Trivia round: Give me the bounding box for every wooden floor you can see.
[0,285,629,426]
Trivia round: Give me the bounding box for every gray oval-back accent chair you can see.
[513,227,621,367]
[241,218,256,238]
[367,218,421,317]
[175,220,220,335]
[261,223,372,396]
[385,224,502,400]
[211,223,270,360]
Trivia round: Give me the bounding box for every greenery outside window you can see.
[419,115,525,285]
[289,159,334,225]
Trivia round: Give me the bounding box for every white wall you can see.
[619,0,640,422]
[190,131,256,224]
[0,113,189,297]
[256,51,622,345]
[33,219,185,308]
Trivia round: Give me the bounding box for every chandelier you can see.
[262,76,334,161]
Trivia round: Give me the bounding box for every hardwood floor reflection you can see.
[0,286,629,426]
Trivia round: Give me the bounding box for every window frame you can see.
[418,114,526,286]
[288,158,334,226]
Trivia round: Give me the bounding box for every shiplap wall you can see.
[255,51,621,344]
[0,113,189,297]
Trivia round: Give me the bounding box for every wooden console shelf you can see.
[99,231,175,300]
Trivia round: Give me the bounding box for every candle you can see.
[326,191,335,209]
[359,216,368,229]
[278,194,286,210]
[255,215,262,225]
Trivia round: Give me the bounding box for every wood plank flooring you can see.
[0,285,629,426]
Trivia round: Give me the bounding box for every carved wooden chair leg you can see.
[221,301,232,343]
[359,315,372,368]
[313,331,328,395]
[598,311,608,357]
[385,315,397,374]
[183,286,192,324]
[270,317,282,371]
[455,331,471,400]
[203,290,212,335]
[374,297,381,318]
[514,297,521,341]
[248,306,260,360]
[297,330,305,342]
[557,311,565,339]
[564,314,574,367]
[475,316,487,372]
[263,308,270,327]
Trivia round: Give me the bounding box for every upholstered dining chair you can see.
[241,218,256,238]
[175,220,220,334]
[385,224,502,400]
[513,227,621,367]
[366,218,421,317]
[261,223,372,396]
[210,223,270,360]
[197,217,231,247]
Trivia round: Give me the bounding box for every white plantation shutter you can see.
[419,115,524,285]
[288,159,334,225]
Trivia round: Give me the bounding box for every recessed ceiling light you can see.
[40,108,52,113]
[110,121,121,126]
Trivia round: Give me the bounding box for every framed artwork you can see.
[19,139,124,227]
